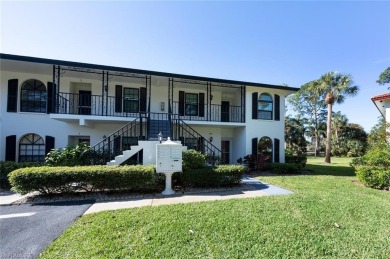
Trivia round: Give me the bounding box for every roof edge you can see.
[0,53,299,92]
[371,92,390,102]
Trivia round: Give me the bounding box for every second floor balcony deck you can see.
[53,92,245,123]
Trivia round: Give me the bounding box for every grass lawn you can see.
[41,157,389,258]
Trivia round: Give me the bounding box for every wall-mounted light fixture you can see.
[209,136,213,142]
[158,132,162,143]
[209,133,213,143]
[161,102,165,111]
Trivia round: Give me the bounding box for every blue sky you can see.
[1,1,389,131]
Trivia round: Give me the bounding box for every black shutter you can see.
[140,87,147,112]
[199,93,205,117]
[179,91,185,116]
[252,92,258,119]
[5,135,17,161]
[7,79,18,112]
[274,94,280,121]
[115,85,123,113]
[274,138,280,163]
[251,137,258,156]
[45,136,55,155]
[47,82,53,113]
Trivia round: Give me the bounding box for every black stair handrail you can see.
[84,112,224,165]
[171,116,223,165]
[86,117,145,165]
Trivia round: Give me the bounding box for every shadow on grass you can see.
[304,164,355,177]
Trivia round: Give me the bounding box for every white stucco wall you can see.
[385,101,390,124]
[245,86,287,163]
[1,58,293,164]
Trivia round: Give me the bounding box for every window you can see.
[185,93,198,116]
[123,88,139,113]
[258,93,273,120]
[19,133,45,162]
[258,137,272,163]
[20,79,47,113]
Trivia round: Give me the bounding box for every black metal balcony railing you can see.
[55,93,244,123]
[172,101,243,122]
[56,93,143,118]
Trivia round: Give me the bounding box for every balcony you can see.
[172,101,244,123]
[51,92,244,124]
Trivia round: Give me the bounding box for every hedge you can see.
[355,166,390,190]
[182,165,245,187]
[272,163,304,174]
[182,149,206,170]
[8,165,157,195]
[285,155,307,167]
[8,164,246,194]
[0,161,43,189]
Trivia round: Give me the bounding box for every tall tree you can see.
[368,117,390,150]
[319,72,359,163]
[331,111,349,147]
[285,115,307,154]
[287,80,326,156]
[376,67,390,88]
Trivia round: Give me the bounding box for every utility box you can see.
[156,138,183,195]
[156,138,182,173]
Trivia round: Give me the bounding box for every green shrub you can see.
[0,161,43,190]
[350,156,366,168]
[272,163,304,174]
[8,165,157,195]
[285,154,307,167]
[361,148,390,167]
[242,154,271,171]
[355,166,390,190]
[183,165,245,188]
[182,150,206,170]
[45,144,95,166]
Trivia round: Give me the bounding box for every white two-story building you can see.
[372,93,390,123]
[0,54,298,165]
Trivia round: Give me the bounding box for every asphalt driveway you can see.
[0,200,94,258]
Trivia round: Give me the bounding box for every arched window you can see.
[258,93,273,120]
[20,79,47,113]
[19,134,45,162]
[258,137,272,163]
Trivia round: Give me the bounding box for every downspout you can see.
[105,71,109,116]
[101,71,105,116]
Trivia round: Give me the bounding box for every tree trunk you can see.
[325,103,332,163]
[314,129,318,157]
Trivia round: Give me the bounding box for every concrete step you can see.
[106,145,143,166]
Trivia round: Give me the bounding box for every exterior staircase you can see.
[106,145,143,166]
[148,119,171,140]
[147,113,171,140]
[88,112,223,166]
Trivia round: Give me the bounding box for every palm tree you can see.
[319,72,359,163]
[331,111,349,147]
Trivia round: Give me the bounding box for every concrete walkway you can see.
[0,191,23,205]
[84,176,293,214]
[0,177,293,215]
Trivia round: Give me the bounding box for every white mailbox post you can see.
[156,137,183,195]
